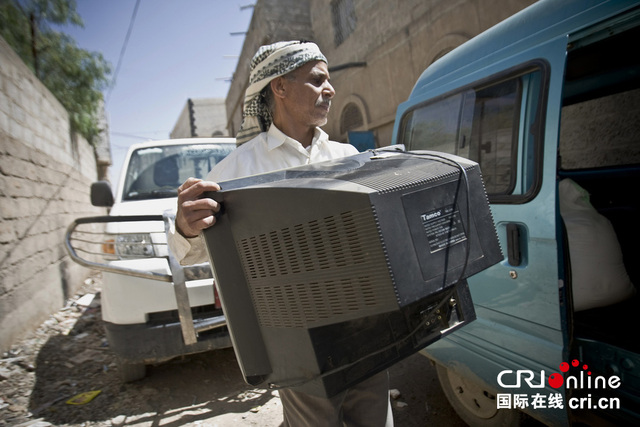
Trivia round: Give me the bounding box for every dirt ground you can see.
[0,273,470,427]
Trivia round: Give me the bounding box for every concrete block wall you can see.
[0,37,106,353]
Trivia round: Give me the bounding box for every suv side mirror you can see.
[91,181,114,207]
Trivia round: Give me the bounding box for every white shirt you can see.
[168,124,359,265]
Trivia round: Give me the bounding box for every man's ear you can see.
[270,77,287,99]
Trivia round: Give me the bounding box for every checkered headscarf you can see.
[235,41,327,146]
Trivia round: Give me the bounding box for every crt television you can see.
[201,147,502,397]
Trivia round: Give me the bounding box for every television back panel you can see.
[202,148,502,397]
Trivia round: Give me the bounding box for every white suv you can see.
[77,138,235,381]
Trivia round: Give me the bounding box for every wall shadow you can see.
[28,293,283,426]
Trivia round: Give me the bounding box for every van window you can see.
[560,23,640,170]
[560,88,640,170]
[399,68,545,201]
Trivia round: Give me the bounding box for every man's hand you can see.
[175,178,222,238]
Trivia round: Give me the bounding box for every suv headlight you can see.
[115,233,155,259]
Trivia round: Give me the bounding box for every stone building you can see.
[171,97,228,138]
[225,0,316,137]
[226,0,537,148]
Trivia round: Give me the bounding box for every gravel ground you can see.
[0,272,469,427]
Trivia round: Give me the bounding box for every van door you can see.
[557,14,640,425]
[395,31,571,427]
[393,3,640,425]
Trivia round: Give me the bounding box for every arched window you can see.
[340,102,364,135]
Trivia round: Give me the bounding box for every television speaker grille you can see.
[237,208,398,329]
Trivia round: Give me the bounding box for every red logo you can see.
[548,359,591,389]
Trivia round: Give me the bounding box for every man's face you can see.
[280,60,335,128]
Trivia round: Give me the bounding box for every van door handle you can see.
[506,223,522,266]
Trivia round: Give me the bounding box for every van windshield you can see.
[122,143,234,201]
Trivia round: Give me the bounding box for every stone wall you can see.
[225,0,314,136]
[0,37,106,353]
[313,0,538,147]
[226,0,537,146]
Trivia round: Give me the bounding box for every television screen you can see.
[202,147,502,397]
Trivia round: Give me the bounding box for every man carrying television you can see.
[169,40,394,426]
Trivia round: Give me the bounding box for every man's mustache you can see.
[316,99,331,109]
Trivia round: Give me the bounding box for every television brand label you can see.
[421,204,467,253]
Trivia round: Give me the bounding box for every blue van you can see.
[392,0,640,425]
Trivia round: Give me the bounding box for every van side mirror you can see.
[91,181,114,207]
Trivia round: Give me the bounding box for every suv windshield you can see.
[122,143,234,200]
